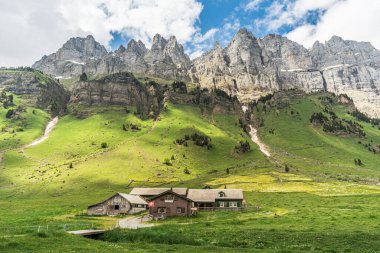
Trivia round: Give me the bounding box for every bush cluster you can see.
[171,81,187,94]
[174,133,213,149]
[310,112,365,137]
[235,141,251,153]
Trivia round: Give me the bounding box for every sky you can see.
[1,0,380,67]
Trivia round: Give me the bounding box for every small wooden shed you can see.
[87,193,148,215]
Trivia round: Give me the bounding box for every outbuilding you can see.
[87,193,148,215]
[187,189,244,210]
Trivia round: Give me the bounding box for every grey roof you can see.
[88,193,148,208]
[187,189,243,202]
[130,188,187,196]
[118,193,148,205]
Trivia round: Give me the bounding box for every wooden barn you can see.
[87,193,148,215]
[148,189,195,218]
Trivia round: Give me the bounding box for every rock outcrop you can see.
[33,30,380,117]
[0,69,70,115]
[70,72,166,119]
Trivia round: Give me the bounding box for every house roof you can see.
[187,189,243,202]
[88,193,148,208]
[118,193,148,205]
[130,187,188,196]
[148,189,193,202]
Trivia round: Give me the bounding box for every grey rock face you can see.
[71,72,165,119]
[33,34,190,81]
[191,30,380,117]
[33,31,380,117]
[0,70,70,115]
[33,35,108,77]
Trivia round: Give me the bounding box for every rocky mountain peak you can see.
[32,29,380,117]
[151,34,168,51]
[55,35,108,62]
[166,36,182,51]
[115,45,126,54]
[127,39,147,55]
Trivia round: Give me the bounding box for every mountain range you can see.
[33,29,380,117]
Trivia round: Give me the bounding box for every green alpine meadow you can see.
[1,1,380,252]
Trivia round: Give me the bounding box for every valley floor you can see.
[0,93,380,252]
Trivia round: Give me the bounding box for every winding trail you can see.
[242,105,271,157]
[248,125,271,157]
[25,117,59,148]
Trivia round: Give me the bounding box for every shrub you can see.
[285,164,290,173]
[184,168,191,174]
[163,158,172,166]
[5,109,15,118]
[235,141,251,153]
[354,159,363,166]
[79,72,88,82]
[171,81,187,93]
[101,142,108,149]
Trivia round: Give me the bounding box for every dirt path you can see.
[117,216,155,229]
[25,117,58,148]
[242,105,271,157]
[248,125,271,157]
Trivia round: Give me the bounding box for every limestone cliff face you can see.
[70,72,165,119]
[33,34,190,81]
[0,69,70,115]
[191,30,380,117]
[33,35,108,77]
[33,30,380,117]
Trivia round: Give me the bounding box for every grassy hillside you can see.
[0,93,49,150]
[0,90,379,252]
[252,91,380,182]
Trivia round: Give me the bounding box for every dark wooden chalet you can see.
[148,189,195,218]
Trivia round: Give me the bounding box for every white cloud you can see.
[286,0,380,49]
[254,0,340,32]
[0,0,203,67]
[189,28,219,59]
[245,0,263,11]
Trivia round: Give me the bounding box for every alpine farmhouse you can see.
[87,188,244,218]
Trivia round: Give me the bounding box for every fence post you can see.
[37,225,40,233]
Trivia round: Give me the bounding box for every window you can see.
[218,191,226,197]
[115,205,120,210]
[177,207,185,213]
[230,202,237,207]
[219,201,225,207]
[157,207,167,213]
[164,194,175,203]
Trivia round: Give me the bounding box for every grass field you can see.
[0,91,379,252]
